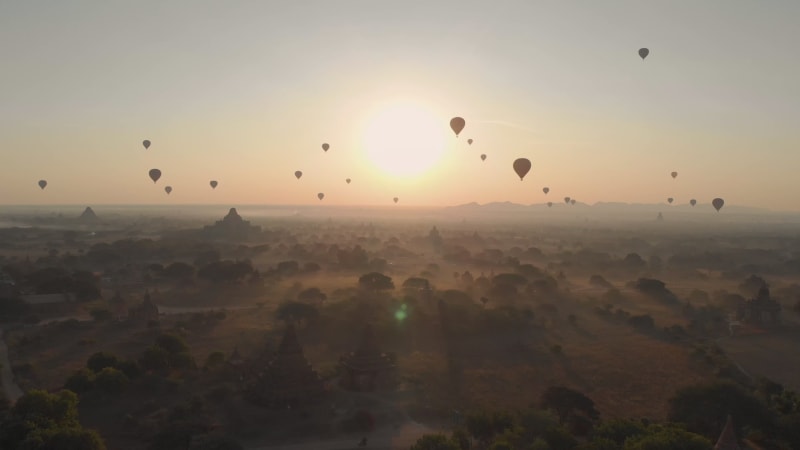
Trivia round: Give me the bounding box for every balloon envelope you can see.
[142,140,151,149]
[543,187,550,194]
[295,171,303,179]
[547,202,553,208]
[712,198,724,211]
[148,169,161,183]
[164,186,172,194]
[639,48,649,59]
[38,180,47,190]
[564,197,570,204]
[317,193,325,200]
[671,171,678,179]
[513,158,532,180]
[322,143,329,152]
[480,154,486,161]
[346,178,351,184]
[690,199,697,206]
[450,117,465,136]
[570,199,576,205]
[210,180,218,189]
[667,197,674,204]
[393,197,399,204]
[467,138,473,145]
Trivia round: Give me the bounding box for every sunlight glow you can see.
[361,101,448,178]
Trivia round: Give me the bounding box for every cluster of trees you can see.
[0,390,106,450]
[1,265,101,301]
[64,351,140,395]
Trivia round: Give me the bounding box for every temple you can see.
[203,208,262,240]
[128,291,160,322]
[247,324,326,408]
[339,324,397,392]
[737,286,781,327]
[79,206,99,222]
[714,415,742,450]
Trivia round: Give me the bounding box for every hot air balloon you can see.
[712,198,724,212]
[564,197,571,204]
[346,178,351,184]
[667,197,674,204]
[148,169,161,183]
[639,48,649,60]
[210,180,218,189]
[513,158,532,180]
[295,171,303,180]
[671,171,678,179]
[547,202,553,208]
[142,140,151,149]
[164,186,172,195]
[322,143,329,152]
[38,180,47,190]
[690,199,697,206]
[543,187,550,194]
[393,197,399,204]
[467,138,473,145]
[570,199,576,205]
[317,193,325,200]
[480,154,486,161]
[450,117,465,137]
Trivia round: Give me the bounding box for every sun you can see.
[362,101,448,178]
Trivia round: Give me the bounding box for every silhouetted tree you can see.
[540,386,599,426]
[358,272,394,292]
[297,287,327,304]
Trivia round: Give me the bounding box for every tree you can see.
[667,380,772,439]
[622,425,711,450]
[275,301,319,325]
[164,262,195,280]
[86,352,120,373]
[0,390,106,450]
[297,287,327,304]
[358,272,394,292]
[94,367,129,394]
[411,434,460,450]
[540,386,599,425]
[739,275,768,298]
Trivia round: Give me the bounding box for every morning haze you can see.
[1,1,799,209]
[3,3,800,450]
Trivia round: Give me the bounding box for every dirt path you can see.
[0,326,24,402]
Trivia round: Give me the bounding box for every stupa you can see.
[248,324,325,408]
[339,324,397,392]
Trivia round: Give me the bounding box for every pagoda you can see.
[203,207,262,240]
[714,415,742,450]
[248,324,325,408]
[339,324,397,392]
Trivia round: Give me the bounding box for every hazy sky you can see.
[1,1,798,210]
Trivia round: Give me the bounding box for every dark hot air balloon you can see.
[295,171,303,179]
[480,154,486,161]
[210,180,218,189]
[513,158,532,180]
[467,138,473,145]
[570,199,576,205]
[142,140,151,149]
[38,180,47,190]
[322,143,329,152]
[164,186,172,195]
[149,169,161,183]
[667,197,674,204]
[393,197,399,204]
[450,117,465,137]
[639,48,649,60]
[564,197,571,204]
[671,171,678,179]
[543,187,550,194]
[690,199,697,206]
[547,202,553,208]
[346,178,351,184]
[317,193,325,200]
[712,198,724,212]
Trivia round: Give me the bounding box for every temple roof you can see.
[714,415,741,450]
[277,324,304,356]
[354,324,379,357]
[79,206,98,221]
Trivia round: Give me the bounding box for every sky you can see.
[1,1,798,210]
